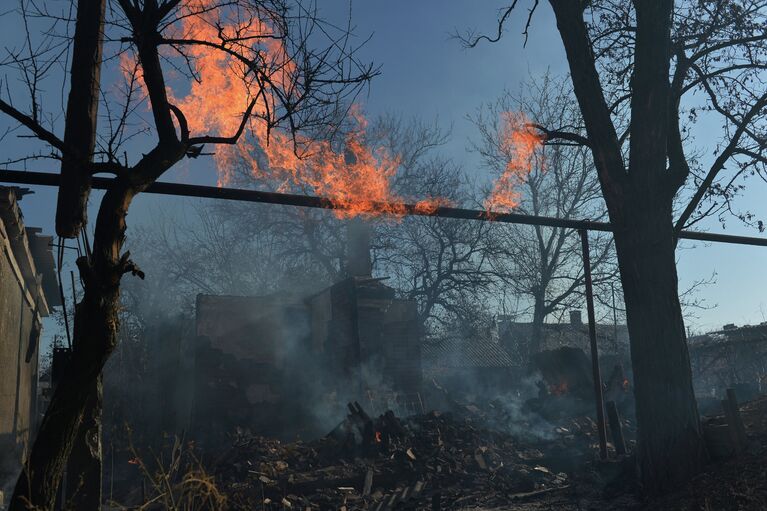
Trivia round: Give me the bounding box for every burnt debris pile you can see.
[211,399,634,510]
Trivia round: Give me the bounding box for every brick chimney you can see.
[569,310,583,325]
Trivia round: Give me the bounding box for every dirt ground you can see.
[499,395,767,511]
[112,395,767,510]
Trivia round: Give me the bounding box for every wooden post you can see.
[605,400,627,456]
[721,399,743,455]
[580,229,608,460]
[725,388,748,448]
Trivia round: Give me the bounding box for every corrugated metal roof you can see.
[422,337,517,368]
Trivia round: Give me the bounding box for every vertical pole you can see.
[580,229,608,460]
[611,283,618,352]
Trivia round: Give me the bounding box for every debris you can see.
[209,400,619,510]
[363,468,374,496]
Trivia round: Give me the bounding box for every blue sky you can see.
[3,1,766,334]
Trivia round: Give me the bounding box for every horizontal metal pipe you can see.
[2,169,766,247]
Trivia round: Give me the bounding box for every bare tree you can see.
[464,0,767,492]
[132,200,343,298]
[371,116,498,332]
[0,0,374,507]
[471,74,617,358]
[134,114,500,336]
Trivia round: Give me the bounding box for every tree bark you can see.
[56,0,106,238]
[529,294,546,357]
[613,198,705,493]
[10,186,134,511]
[547,0,706,494]
[65,375,103,509]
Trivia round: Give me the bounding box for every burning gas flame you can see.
[484,112,544,212]
[136,0,445,218]
[123,1,538,218]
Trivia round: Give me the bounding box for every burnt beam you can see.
[2,169,767,247]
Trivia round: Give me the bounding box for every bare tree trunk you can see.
[546,0,706,493]
[529,294,546,357]
[56,0,106,238]
[11,187,133,511]
[615,199,706,493]
[65,376,103,508]
[51,1,108,507]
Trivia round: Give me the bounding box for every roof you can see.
[0,187,59,315]
[499,320,630,355]
[422,336,517,369]
[688,323,767,350]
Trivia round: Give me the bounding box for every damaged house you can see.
[0,187,58,481]
[189,220,422,443]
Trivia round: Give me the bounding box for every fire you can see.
[130,0,443,218]
[375,431,382,443]
[123,2,536,218]
[484,112,544,212]
[549,381,569,396]
[622,378,630,391]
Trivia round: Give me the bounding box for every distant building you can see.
[497,310,630,359]
[688,323,767,399]
[0,187,59,480]
[421,334,519,396]
[423,310,631,399]
[188,221,421,442]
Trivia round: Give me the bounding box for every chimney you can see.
[569,310,582,325]
[346,218,372,277]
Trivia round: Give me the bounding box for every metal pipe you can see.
[580,228,608,460]
[2,169,767,246]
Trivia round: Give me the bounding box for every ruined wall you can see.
[190,282,423,442]
[193,294,313,443]
[0,219,41,470]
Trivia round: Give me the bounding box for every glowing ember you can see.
[549,381,569,396]
[484,112,544,212]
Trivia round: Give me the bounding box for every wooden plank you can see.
[362,469,374,496]
[605,400,627,456]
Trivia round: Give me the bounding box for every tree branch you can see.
[674,90,767,234]
[0,99,66,153]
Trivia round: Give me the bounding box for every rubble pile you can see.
[213,401,631,510]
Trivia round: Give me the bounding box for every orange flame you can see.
[484,112,544,212]
[125,0,444,218]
